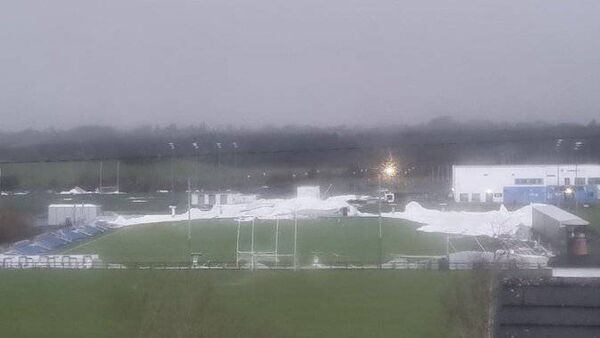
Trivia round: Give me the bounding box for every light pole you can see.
[216,142,222,189]
[232,142,239,169]
[116,161,120,193]
[555,139,562,207]
[192,142,199,189]
[378,159,397,268]
[573,141,585,210]
[98,161,103,192]
[168,142,175,193]
[187,178,192,262]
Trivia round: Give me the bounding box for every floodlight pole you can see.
[216,142,222,189]
[169,143,175,193]
[556,163,561,207]
[98,161,103,191]
[116,161,120,193]
[187,178,192,263]
[378,174,383,269]
[233,142,239,169]
[193,142,200,190]
[294,206,298,271]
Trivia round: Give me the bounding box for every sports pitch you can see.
[62,217,484,265]
[3,213,491,337]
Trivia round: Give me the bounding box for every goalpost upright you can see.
[236,218,241,268]
[235,215,296,270]
[294,207,298,270]
[275,217,279,266]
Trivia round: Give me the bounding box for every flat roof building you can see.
[532,204,589,256]
[192,191,257,206]
[452,164,600,204]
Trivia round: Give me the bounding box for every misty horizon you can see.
[2,115,600,135]
[2,0,600,131]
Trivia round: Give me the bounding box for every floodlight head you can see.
[382,163,397,177]
[232,142,238,149]
[216,142,222,149]
[168,142,175,150]
[192,142,199,149]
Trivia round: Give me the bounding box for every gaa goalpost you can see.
[235,214,298,270]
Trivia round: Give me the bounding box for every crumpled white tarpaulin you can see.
[110,195,360,227]
[381,201,533,238]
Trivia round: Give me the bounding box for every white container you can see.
[297,186,321,199]
[48,204,100,226]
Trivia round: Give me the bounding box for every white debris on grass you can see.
[552,268,600,278]
[59,186,93,195]
[106,197,536,241]
[449,250,548,269]
[109,195,360,227]
[381,201,533,238]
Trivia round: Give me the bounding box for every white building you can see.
[452,164,600,203]
[194,191,257,206]
[297,186,320,199]
[48,204,101,226]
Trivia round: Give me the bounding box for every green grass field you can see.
[574,207,600,232]
[63,218,483,265]
[0,269,484,338]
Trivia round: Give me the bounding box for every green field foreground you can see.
[0,270,486,338]
[64,218,482,265]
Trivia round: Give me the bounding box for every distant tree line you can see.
[1,118,599,165]
[0,118,599,192]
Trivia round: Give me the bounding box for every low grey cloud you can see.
[1,0,599,130]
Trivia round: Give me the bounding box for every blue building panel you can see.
[575,185,598,204]
[503,186,547,204]
[545,186,563,205]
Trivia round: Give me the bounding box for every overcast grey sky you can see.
[1,0,599,131]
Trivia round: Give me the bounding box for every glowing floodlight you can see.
[383,165,396,177]
[381,158,398,178]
